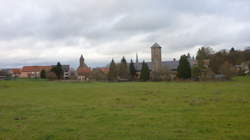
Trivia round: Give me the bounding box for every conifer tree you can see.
[196,47,213,60]
[51,62,63,80]
[108,59,118,81]
[140,61,150,81]
[118,56,129,79]
[177,55,191,79]
[129,59,137,80]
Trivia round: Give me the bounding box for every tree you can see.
[108,59,118,81]
[249,64,250,73]
[209,51,228,74]
[219,61,235,79]
[40,70,47,79]
[196,47,214,61]
[177,55,191,79]
[89,69,107,81]
[191,65,202,80]
[140,61,150,81]
[118,57,129,79]
[230,47,235,53]
[129,59,137,80]
[51,62,63,80]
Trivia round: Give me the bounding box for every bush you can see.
[219,61,236,80]
[151,66,171,81]
[89,69,107,81]
[40,70,47,79]
[191,66,202,81]
[47,72,57,81]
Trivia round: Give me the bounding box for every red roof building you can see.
[20,66,52,78]
[22,66,52,72]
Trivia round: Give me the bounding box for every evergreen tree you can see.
[118,56,129,79]
[191,65,202,80]
[177,55,191,79]
[40,69,47,79]
[196,47,213,60]
[129,59,137,80]
[140,61,150,81]
[108,59,118,81]
[51,62,63,80]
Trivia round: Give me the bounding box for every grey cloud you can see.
[0,0,250,68]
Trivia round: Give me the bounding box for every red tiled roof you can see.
[96,67,109,73]
[77,67,91,75]
[22,66,52,72]
[10,69,22,74]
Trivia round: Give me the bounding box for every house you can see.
[240,61,250,74]
[0,68,21,78]
[63,65,71,79]
[20,66,52,78]
[9,68,22,78]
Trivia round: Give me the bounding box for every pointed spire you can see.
[136,53,139,64]
[79,54,86,67]
[80,54,84,60]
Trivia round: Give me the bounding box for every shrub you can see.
[47,72,57,81]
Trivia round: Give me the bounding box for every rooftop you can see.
[151,43,162,48]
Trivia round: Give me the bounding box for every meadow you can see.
[0,77,250,140]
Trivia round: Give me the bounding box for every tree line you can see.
[1,47,249,81]
[107,57,150,81]
[107,47,250,81]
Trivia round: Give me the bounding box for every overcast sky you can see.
[0,0,250,68]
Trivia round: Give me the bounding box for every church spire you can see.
[136,53,139,64]
[79,54,85,67]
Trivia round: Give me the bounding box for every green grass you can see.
[0,77,250,140]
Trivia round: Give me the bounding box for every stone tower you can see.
[151,43,162,72]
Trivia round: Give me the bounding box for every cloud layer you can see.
[0,0,250,68]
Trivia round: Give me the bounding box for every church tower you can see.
[151,43,162,72]
[79,54,87,68]
[77,54,90,81]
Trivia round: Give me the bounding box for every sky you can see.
[0,0,250,68]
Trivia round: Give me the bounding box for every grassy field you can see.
[0,77,250,140]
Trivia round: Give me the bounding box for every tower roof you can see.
[151,43,162,48]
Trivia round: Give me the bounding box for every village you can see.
[0,43,250,81]
[1,0,250,139]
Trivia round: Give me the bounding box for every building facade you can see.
[20,66,52,78]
